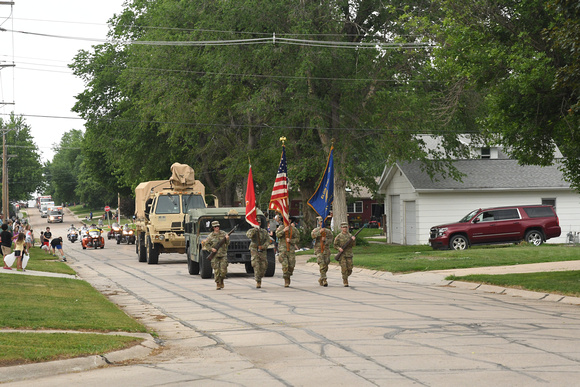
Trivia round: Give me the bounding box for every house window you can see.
[481,147,491,159]
[542,198,556,212]
[347,201,363,213]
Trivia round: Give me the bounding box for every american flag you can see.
[269,145,290,226]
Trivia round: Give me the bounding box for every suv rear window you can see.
[477,208,520,222]
[523,207,555,218]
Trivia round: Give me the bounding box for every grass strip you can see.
[0,275,146,332]
[446,271,580,297]
[0,332,142,366]
[19,244,76,275]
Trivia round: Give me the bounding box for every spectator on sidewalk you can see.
[1,223,13,270]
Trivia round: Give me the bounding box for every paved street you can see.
[3,210,580,386]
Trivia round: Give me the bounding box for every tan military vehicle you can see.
[135,163,206,264]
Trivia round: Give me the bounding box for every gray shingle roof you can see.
[399,159,570,190]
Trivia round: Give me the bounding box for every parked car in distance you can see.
[429,205,561,250]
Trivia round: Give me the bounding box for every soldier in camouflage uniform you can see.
[276,220,300,287]
[333,222,356,287]
[246,218,271,288]
[311,216,332,287]
[203,220,230,290]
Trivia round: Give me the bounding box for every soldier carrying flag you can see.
[308,145,335,286]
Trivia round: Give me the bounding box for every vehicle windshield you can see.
[182,194,206,212]
[155,194,181,214]
[49,211,62,215]
[458,209,480,223]
[198,215,266,234]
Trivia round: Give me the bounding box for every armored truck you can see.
[135,163,206,264]
[184,207,276,279]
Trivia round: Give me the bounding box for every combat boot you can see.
[318,278,324,286]
[284,277,291,287]
[216,282,221,290]
[343,278,349,287]
[220,279,225,289]
[256,281,261,289]
[323,279,328,287]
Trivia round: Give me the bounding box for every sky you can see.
[0,0,126,162]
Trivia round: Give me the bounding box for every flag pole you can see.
[279,137,291,250]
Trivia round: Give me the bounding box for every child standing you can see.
[14,232,27,271]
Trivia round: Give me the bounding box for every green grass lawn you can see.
[0,266,147,365]
[23,244,76,275]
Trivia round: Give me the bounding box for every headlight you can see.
[437,227,448,236]
[159,235,165,241]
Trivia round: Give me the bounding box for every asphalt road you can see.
[4,209,580,386]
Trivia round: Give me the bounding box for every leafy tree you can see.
[70,0,471,229]
[45,130,83,204]
[0,114,43,203]
[429,0,580,191]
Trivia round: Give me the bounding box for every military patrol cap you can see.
[340,222,348,228]
[211,221,220,227]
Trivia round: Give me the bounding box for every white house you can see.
[377,158,580,245]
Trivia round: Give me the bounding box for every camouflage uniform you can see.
[333,224,355,287]
[246,226,271,288]
[311,220,332,286]
[203,228,229,289]
[276,224,300,287]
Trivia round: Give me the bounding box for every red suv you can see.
[429,205,561,250]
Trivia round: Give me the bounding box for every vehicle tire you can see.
[137,233,147,262]
[265,249,276,277]
[82,245,86,250]
[147,236,159,265]
[449,235,469,250]
[525,230,544,246]
[187,246,200,275]
[117,237,121,245]
[245,262,254,274]
[199,249,212,279]
[107,232,111,240]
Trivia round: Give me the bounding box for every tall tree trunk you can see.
[332,149,348,233]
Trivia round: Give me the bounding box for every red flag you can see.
[245,165,260,228]
[269,145,290,226]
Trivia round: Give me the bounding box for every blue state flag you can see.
[308,146,334,221]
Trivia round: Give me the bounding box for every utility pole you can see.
[2,128,7,221]
[1,1,15,220]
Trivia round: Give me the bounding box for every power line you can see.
[1,27,435,50]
